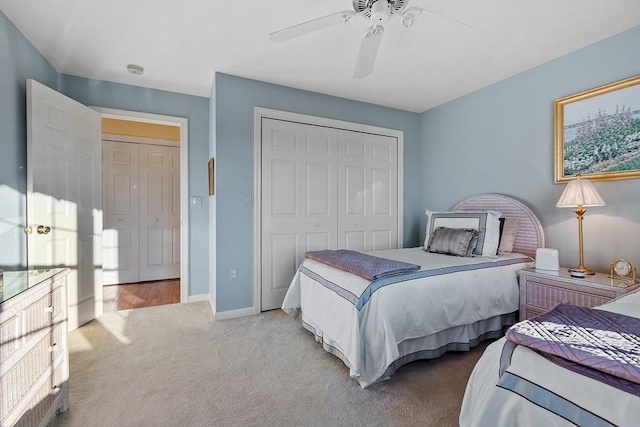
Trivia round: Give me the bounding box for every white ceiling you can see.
[1,0,639,113]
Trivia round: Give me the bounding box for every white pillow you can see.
[424,210,501,256]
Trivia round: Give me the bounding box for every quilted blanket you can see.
[304,249,420,281]
[506,304,640,394]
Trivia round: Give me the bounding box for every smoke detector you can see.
[127,64,144,75]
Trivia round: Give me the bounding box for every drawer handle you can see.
[44,305,54,313]
[50,343,57,352]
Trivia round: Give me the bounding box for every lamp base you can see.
[569,267,595,276]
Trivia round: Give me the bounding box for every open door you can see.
[27,79,103,331]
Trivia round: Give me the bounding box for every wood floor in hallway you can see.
[103,279,180,311]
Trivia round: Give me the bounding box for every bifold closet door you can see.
[103,140,140,285]
[261,118,338,311]
[103,142,180,285]
[338,130,398,252]
[139,144,181,282]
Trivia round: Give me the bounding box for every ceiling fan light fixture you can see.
[370,0,391,24]
[127,64,144,75]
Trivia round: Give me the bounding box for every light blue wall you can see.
[214,73,421,312]
[0,11,59,271]
[420,26,640,273]
[59,75,210,296]
[1,11,210,296]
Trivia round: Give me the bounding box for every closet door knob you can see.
[316,223,320,227]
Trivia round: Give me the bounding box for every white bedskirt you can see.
[283,248,530,387]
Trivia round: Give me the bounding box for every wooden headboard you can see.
[452,194,545,259]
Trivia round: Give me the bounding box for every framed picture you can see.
[208,158,215,195]
[554,75,640,183]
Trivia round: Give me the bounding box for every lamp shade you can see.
[556,176,606,208]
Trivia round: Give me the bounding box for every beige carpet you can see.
[48,302,491,427]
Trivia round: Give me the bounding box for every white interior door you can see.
[338,130,398,252]
[261,118,338,310]
[27,79,103,331]
[102,140,140,285]
[138,144,180,282]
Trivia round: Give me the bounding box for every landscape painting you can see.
[555,75,640,182]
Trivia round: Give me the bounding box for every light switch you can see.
[191,196,203,207]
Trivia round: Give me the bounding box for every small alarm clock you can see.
[610,259,637,284]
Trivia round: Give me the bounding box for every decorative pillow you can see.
[466,232,479,257]
[497,219,521,255]
[424,210,501,256]
[427,227,479,257]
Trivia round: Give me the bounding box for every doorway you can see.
[94,107,189,305]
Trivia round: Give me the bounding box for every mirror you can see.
[0,162,29,301]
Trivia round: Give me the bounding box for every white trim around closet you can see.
[252,107,404,315]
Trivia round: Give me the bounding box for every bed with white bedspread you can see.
[281,194,545,388]
[459,289,640,427]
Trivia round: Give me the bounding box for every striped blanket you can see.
[304,249,420,281]
[504,304,640,395]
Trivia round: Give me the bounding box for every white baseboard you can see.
[214,306,255,321]
[187,294,215,318]
[188,294,210,303]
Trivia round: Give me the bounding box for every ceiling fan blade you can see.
[353,25,384,79]
[270,10,356,42]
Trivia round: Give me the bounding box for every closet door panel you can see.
[261,119,338,310]
[345,231,366,253]
[338,131,398,252]
[139,144,180,282]
[102,141,139,285]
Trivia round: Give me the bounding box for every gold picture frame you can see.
[554,75,640,183]
[208,158,215,196]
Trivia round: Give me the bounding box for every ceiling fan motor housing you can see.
[353,0,408,21]
[371,1,391,23]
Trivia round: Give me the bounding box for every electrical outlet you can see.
[230,268,238,280]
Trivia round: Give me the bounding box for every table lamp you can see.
[556,174,605,275]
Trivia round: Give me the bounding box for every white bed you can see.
[281,194,545,388]
[460,289,640,427]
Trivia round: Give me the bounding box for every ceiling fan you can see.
[269,0,428,79]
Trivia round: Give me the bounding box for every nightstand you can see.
[518,267,638,321]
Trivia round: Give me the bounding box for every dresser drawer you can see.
[523,278,616,311]
[0,268,69,427]
[15,361,65,427]
[0,327,57,420]
[22,292,54,338]
[0,315,21,363]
